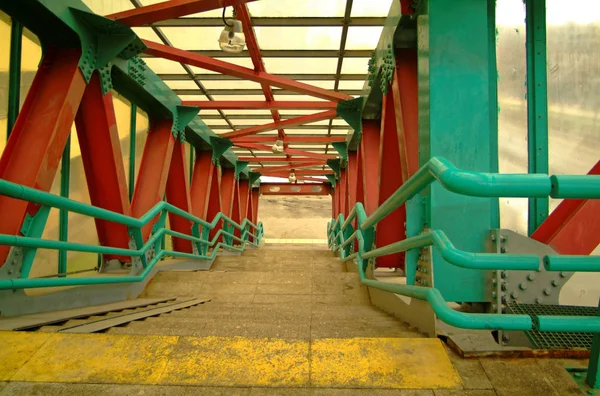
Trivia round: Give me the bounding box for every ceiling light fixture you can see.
[288,171,297,184]
[219,7,246,54]
[271,140,284,154]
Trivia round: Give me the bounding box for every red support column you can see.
[251,188,260,226]
[190,150,214,219]
[0,48,86,266]
[360,120,382,216]
[75,73,131,256]
[165,141,193,253]
[332,186,339,217]
[355,146,365,208]
[393,48,420,181]
[206,166,222,240]
[532,160,600,255]
[219,168,236,242]
[338,169,348,217]
[131,119,175,241]
[347,151,358,213]
[238,180,250,220]
[375,89,407,269]
[231,180,242,239]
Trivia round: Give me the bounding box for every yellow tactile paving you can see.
[11,333,178,384]
[1,332,460,389]
[0,332,54,381]
[311,338,461,389]
[161,336,310,386]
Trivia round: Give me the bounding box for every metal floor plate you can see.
[507,303,596,349]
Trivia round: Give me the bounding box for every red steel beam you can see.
[347,151,358,217]
[262,170,334,177]
[361,120,381,216]
[532,160,600,255]
[131,119,175,241]
[182,100,337,111]
[250,187,259,229]
[260,183,331,196]
[232,136,346,144]
[257,161,326,172]
[234,143,337,160]
[190,150,214,220]
[239,157,326,163]
[238,179,250,220]
[375,89,406,269]
[75,73,131,258]
[107,0,257,27]
[0,48,86,266]
[338,169,348,217]
[143,40,351,102]
[165,141,194,253]
[221,110,338,139]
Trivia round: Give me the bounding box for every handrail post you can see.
[587,301,600,389]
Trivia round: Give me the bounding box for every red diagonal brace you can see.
[261,170,334,177]
[360,120,381,216]
[239,157,328,163]
[107,0,257,27]
[232,136,346,144]
[143,40,351,102]
[165,141,194,253]
[221,110,338,139]
[190,150,214,220]
[75,73,131,257]
[234,143,337,160]
[256,161,326,172]
[532,160,600,255]
[0,48,86,266]
[182,101,338,111]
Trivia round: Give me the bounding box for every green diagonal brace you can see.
[249,171,261,186]
[69,7,144,84]
[172,105,200,143]
[337,97,364,133]
[327,158,341,176]
[332,142,349,161]
[235,161,249,180]
[326,174,337,187]
[209,136,233,164]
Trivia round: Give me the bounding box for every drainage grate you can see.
[506,303,596,350]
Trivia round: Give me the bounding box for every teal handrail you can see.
[0,178,264,289]
[327,157,600,333]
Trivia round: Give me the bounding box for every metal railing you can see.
[0,178,263,290]
[327,156,600,333]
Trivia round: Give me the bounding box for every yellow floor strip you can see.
[0,332,460,389]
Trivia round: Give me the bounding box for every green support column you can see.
[58,136,71,276]
[525,0,549,235]
[128,104,137,200]
[418,0,499,302]
[7,19,23,139]
[587,302,600,389]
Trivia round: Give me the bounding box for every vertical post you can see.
[58,136,70,276]
[338,169,348,217]
[420,0,498,301]
[165,141,193,253]
[360,120,381,216]
[251,188,259,226]
[7,19,22,139]
[525,0,549,235]
[587,301,600,389]
[189,145,194,183]
[190,150,215,220]
[347,151,358,215]
[128,104,137,201]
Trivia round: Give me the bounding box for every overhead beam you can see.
[261,170,334,176]
[107,0,257,26]
[174,88,361,96]
[212,124,348,130]
[148,16,386,27]
[183,101,337,110]
[239,157,326,163]
[158,73,367,81]
[232,136,346,144]
[233,143,337,160]
[143,39,352,102]
[141,49,372,58]
[257,161,326,172]
[260,183,331,196]
[221,110,338,138]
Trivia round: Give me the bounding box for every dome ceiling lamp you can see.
[219,7,246,54]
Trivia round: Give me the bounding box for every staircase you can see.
[106,244,424,339]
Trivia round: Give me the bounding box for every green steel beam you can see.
[128,103,137,200]
[58,136,70,276]
[525,0,549,235]
[588,302,600,389]
[487,0,500,229]
[7,18,22,139]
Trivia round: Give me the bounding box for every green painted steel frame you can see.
[7,18,22,139]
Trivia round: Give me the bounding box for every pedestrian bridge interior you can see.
[0,0,599,394]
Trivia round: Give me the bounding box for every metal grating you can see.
[507,303,596,350]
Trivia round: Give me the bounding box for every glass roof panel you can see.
[271,95,328,102]
[132,27,162,42]
[337,80,367,90]
[159,27,222,50]
[340,57,370,74]
[254,27,342,50]
[351,0,394,17]
[345,27,384,49]
[297,81,336,89]
[222,110,273,115]
[143,58,206,74]
[196,80,265,90]
[247,0,347,17]
[82,0,132,14]
[264,58,338,74]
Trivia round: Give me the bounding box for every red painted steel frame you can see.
[239,157,329,163]
[233,136,346,144]
[182,101,337,111]
[131,119,175,241]
[107,0,257,26]
[234,143,337,160]
[260,183,331,196]
[332,187,339,219]
[221,110,338,139]
[190,150,214,220]
[258,161,326,173]
[393,49,419,181]
[143,40,351,102]
[263,170,334,177]
[220,168,236,218]
[376,89,407,269]
[0,48,86,266]
[238,180,250,221]
[206,165,222,240]
[165,141,194,253]
[251,187,259,227]
[75,73,131,257]
[360,120,382,216]
[532,160,600,255]
[347,151,358,218]
[355,144,365,208]
[338,169,348,217]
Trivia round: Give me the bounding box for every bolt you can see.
[491,235,496,242]
[492,279,498,286]
[551,280,559,287]
[511,292,519,299]
[500,247,506,253]
[536,297,543,304]
[492,304,498,311]
[501,271,507,279]
[543,288,551,296]
[559,272,566,278]
[492,291,497,299]
[501,283,507,291]
[502,334,510,342]
[527,273,536,281]
[500,235,507,242]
